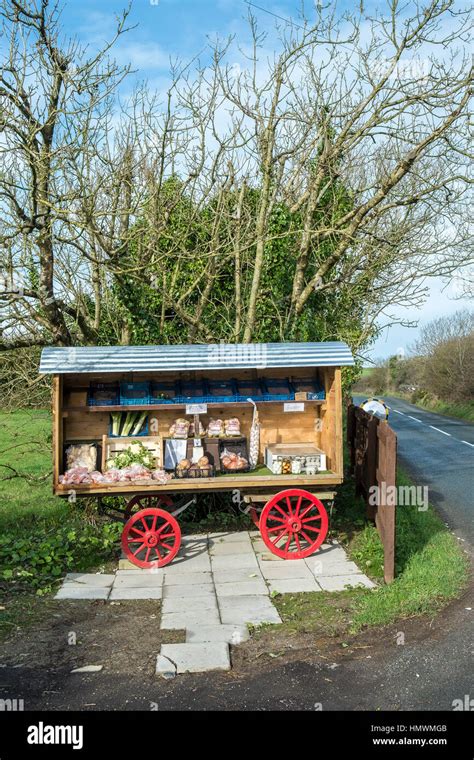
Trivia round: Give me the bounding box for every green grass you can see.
[0,409,122,612]
[269,466,469,635]
[409,397,474,423]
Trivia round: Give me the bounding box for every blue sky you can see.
[57,0,471,360]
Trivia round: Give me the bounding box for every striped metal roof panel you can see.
[39,342,355,374]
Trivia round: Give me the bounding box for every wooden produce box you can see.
[101,435,162,471]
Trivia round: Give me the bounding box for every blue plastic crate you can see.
[108,413,149,438]
[203,379,238,404]
[261,378,295,402]
[234,379,265,403]
[175,380,208,404]
[291,377,325,400]
[150,380,179,404]
[119,381,150,406]
[88,382,119,407]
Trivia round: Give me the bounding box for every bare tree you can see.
[0,0,131,348]
[0,0,472,352]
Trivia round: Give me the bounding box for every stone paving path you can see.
[55,530,375,675]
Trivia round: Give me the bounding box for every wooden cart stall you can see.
[40,341,354,568]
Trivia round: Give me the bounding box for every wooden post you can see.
[52,374,63,489]
[334,368,343,478]
[376,423,397,583]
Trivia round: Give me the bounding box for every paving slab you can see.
[215,580,268,597]
[312,561,362,577]
[317,574,376,591]
[162,583,216,600]
[157,642,230,675]
[185,624,250,644]
[218,595,282,625]
[208,531,250,543]
[162,596,218,614]
[64,573,115,587]
[257,552,285,562]
[115,569,164,578]
[162,571,212,586]
[209,541,253,556]
[109,587,163,600]
[164,555,212,572]
[113,574,164,588]
[160,609,220,629]
[268,578,321,594]
[55,586,110,600]
[212,568,264,584]
[258,560,313,580]
[210,553,259,571]
[249,540,269,554]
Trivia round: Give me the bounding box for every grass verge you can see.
[268,467,469,637]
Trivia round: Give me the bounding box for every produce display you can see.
[207,418,224,437]
[106,441,156,470]
[169,418,190,439]
[110,411,147,437]
[224,417,241,436]
[220,449,249,472]
[175,456,214,478]
[59,466,171,485]
[66,444,97,472]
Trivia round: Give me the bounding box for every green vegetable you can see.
[110,412,122,436]
[108,441,155,470]
[121,412,137,436]
[131,411,147,436]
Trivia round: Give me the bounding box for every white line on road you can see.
[461,440,474,448]
[429,425,451,437]
[392,410,405,415]
[407,415,423,423]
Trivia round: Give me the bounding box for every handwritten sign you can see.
[284,402,305,412]
[185,403,208,415]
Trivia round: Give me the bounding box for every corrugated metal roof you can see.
[39,342,355,374]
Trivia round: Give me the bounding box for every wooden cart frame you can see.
[41,341,354,567]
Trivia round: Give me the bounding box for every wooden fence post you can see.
[346,400,398,583]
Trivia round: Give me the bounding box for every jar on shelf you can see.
[271,458,282,475]
[291,459,302,474]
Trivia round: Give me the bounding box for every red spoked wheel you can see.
[124,493,174,521]
[259,489,328,559]
[121,508,181,569]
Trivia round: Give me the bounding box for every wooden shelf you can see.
[65,399,326,413]
[54,470,341,496]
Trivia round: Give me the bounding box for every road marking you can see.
[429,425,451,437]
[392,410,405,415]
[407,415,423,423]
[461,440,474,448]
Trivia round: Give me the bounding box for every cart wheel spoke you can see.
[122,507,181,569]
[259,489,328,560]
[294,495,303,516]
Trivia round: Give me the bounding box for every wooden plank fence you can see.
[347,401,397,583]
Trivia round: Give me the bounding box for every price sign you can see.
[284,402,305,412]
[185,403,208,415]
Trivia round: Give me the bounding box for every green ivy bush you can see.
[0,520,122,595]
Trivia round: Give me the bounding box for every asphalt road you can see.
[354,395,474,544]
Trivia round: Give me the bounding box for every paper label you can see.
[186,403,208,415]
[284,402,305,412]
